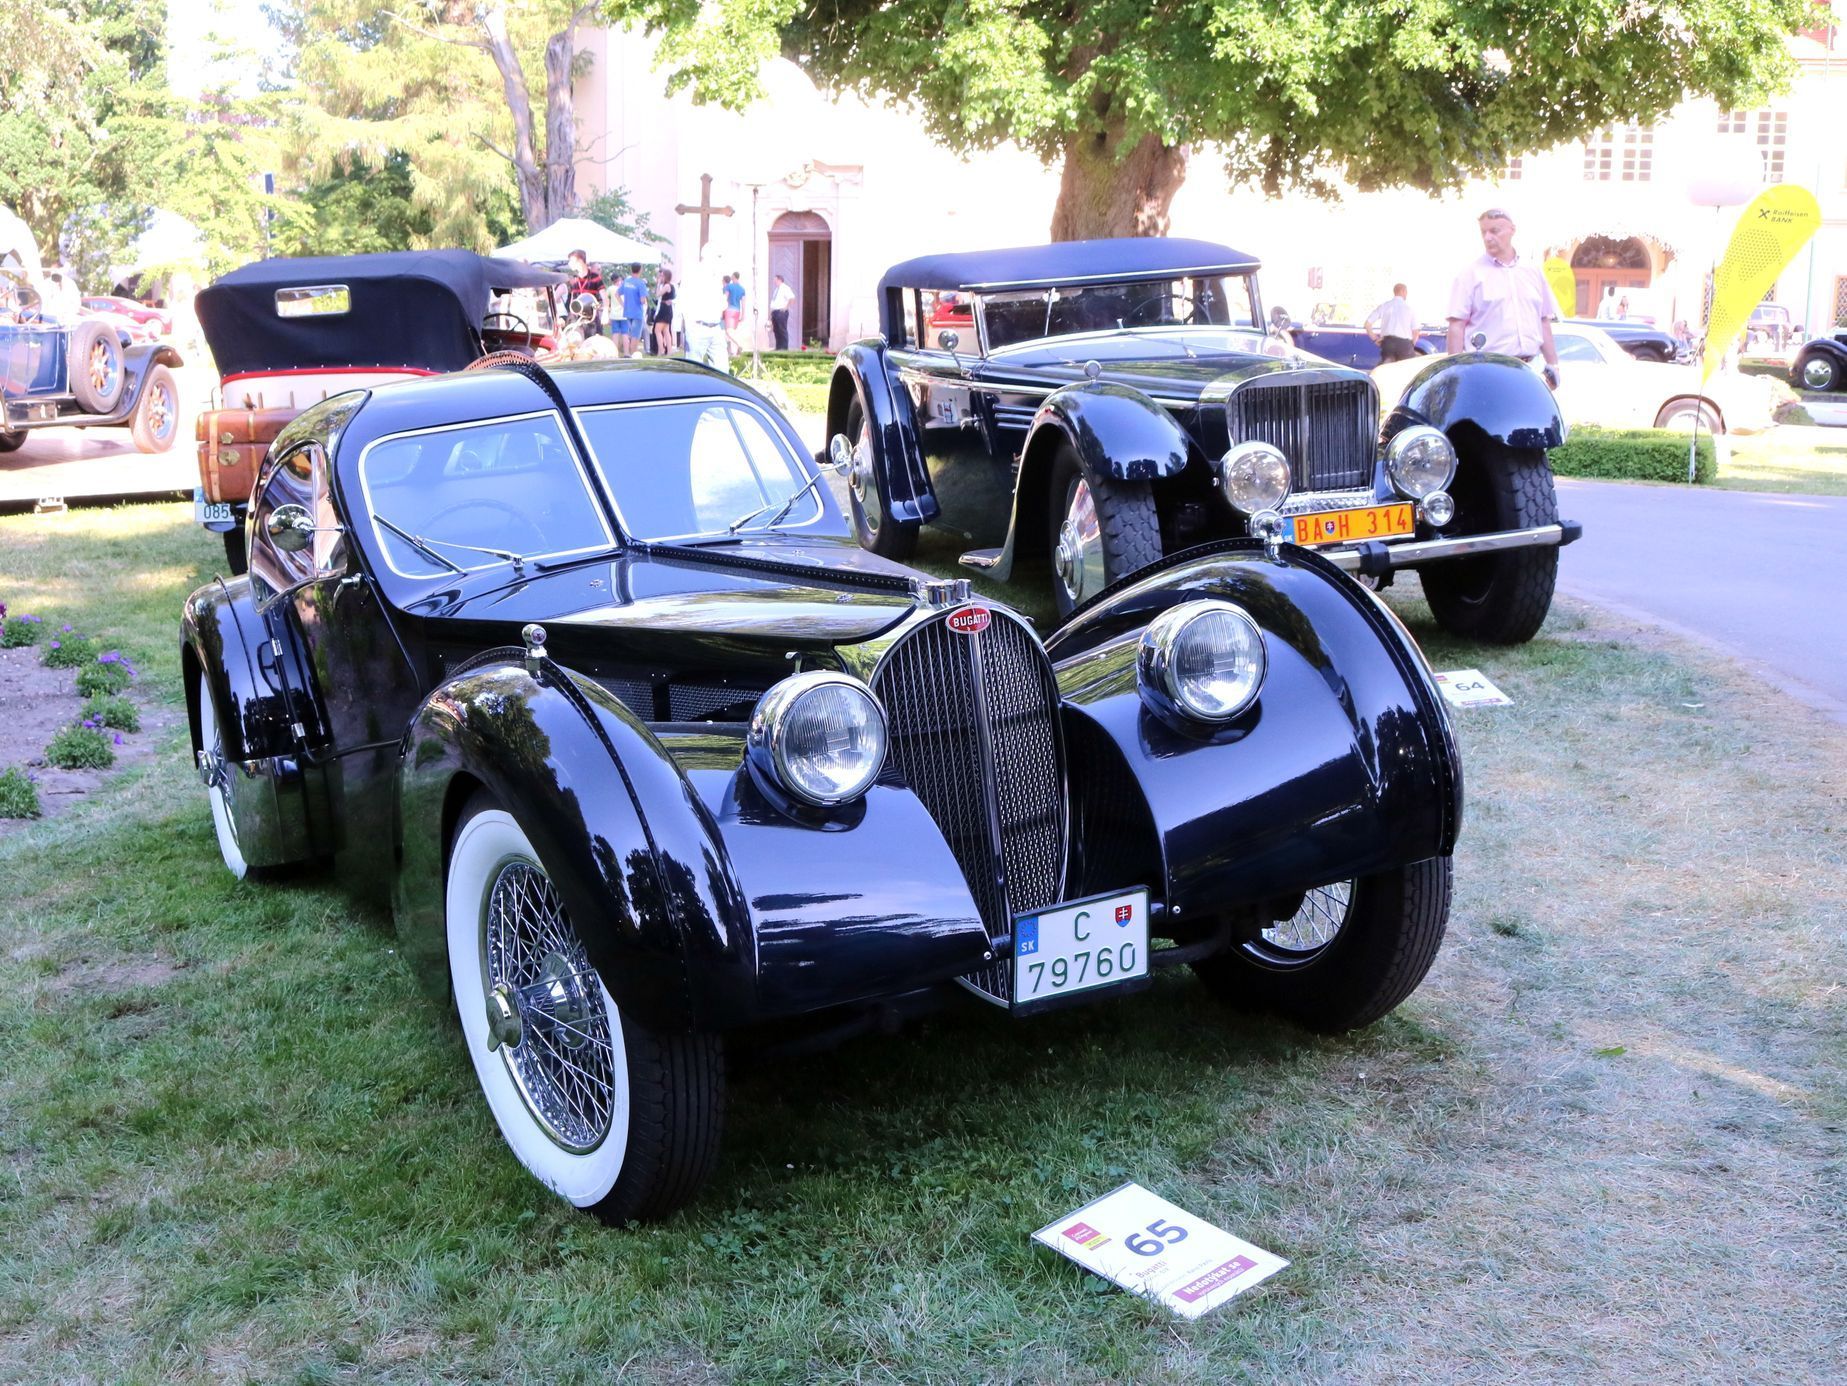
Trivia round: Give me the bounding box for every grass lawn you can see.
[2,505,1843,1382]
[1720,426,1847,496]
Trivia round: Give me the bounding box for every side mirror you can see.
[266,503,316,553]
[826,433,855,475]
[937,329,960,353]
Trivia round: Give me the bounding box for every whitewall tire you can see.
[445,797,723,1222]
[196,671,249,880]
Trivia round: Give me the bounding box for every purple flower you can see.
[60,624,72,632]
[22,614,39,624]
[48,640,60,650]
[113,733,124,746]
[0,601,7,619]
[82,718,98,729]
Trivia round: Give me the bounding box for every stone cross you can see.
[674,174,736,252]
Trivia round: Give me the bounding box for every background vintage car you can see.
[1790,328,1847,393]
[831,238,1580,644]
[183,355,1461,1223]
[1560,317,1680,363]
[1374,323,1774,436]
[0,266,183,454]
[192,249,565,573]
[1285,321,1446,371]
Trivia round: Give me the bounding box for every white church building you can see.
[573,20,1847,350]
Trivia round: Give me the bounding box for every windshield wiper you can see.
[725,469,827,536]
[375,515,525,573]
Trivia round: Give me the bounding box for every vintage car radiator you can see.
[1226,376,1376,494]
[871,610,1066,1003]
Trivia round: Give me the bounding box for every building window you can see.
[1755,110,1788,182]
[1717,111,1748,136]
[1834,276,1847,328]
[1583,123,1652,182]
[1502,156,1524,182]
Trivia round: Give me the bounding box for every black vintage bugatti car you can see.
[183,356,1462,1223]
[831,238,1580,642]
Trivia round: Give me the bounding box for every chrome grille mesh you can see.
[1228,377,1376,493]
[872,611,1065,1003]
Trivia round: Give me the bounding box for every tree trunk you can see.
[481,5,546,229]
[1049,126,1190,242]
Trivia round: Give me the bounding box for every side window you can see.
[1555,334,1603,363]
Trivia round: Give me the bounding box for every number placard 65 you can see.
[1125,1218,1189,1257]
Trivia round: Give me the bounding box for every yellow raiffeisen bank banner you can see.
[1542,257,1577,319]
[1703,185,1821,382]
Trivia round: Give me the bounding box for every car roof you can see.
[196,249,566,377]
[877,238,1260,294]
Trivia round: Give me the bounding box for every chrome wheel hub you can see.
[1056,479,1103,605]
[196,747,225,790]
[483,859,615,1153]
[1803,358,1832,389]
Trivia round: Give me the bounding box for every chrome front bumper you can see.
[1322,521,1583,577]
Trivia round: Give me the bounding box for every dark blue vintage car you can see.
[183,355,1461,1222]
[0,266,183,453]
[830,239,1580,643]
[1791,329,1847,393]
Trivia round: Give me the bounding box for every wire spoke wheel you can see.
[481,859,617,1154]
[1248,881,1352,964]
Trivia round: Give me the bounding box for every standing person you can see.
[652,268,676,356]
[1445,207,1561,380]
[769,273,795,351]
[565,250,604,336]
[1363,283,1418,363]
[681,259,729,369]
[615,263,648,358]
[1596,285,1622,320]
[722,271,746,355]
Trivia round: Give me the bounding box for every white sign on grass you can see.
[1032,1182,1287,1319]
[1434,668,1513,708]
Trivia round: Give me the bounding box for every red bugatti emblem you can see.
[946,606,991,635]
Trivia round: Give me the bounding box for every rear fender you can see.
[828,342,938,525]
[106,343,185,424]
[987,382,1193,581]
[1382,354,1566,452]
[1046,541,1461,918]
[180,576,324,868]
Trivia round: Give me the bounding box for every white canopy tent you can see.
[0,203,43,279]
[496,218,662,267]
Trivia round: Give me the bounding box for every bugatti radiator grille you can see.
[872,611,1065,1003]
[1227,377,1377,494]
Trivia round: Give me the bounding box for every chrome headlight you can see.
[747,672,888,806]
[1384,425,1457,499]
[1137,600,1267,724]
[1217,441,1292,515]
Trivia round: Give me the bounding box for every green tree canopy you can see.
[607,0,1810,239]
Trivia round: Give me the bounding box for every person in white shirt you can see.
[1364,284,1418,363]
[1445,207,1561,378]
[768,274,795,350]
[1596,285,1622,321]
[681,258,729,368]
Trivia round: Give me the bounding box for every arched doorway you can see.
[767,211,832,350]
[1570,236,1652,318]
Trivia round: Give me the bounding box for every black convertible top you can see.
[196,249,564,377]
[877,238,1260,295]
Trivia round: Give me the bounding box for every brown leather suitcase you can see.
[195,406,300,503]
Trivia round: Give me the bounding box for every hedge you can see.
[1551,425,1716,484]
[732,351,834,386]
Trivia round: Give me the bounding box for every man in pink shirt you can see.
[1446,208,1561,378]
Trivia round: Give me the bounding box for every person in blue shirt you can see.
[722,272,746,356]
[615,264,648,357]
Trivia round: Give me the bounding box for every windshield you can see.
[981,274,1255,351]
[574,397,827,543]
[357,411,615,578]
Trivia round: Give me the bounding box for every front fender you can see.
[1382,354,1566,451]
[828,341,938,526]
[1046,541,1461,920]
[983,382,1195,582]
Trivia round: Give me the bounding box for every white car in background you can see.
[1374,323,1775,435]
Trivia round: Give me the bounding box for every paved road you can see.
[1555,477,1847,721]
[0,366,206,510]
